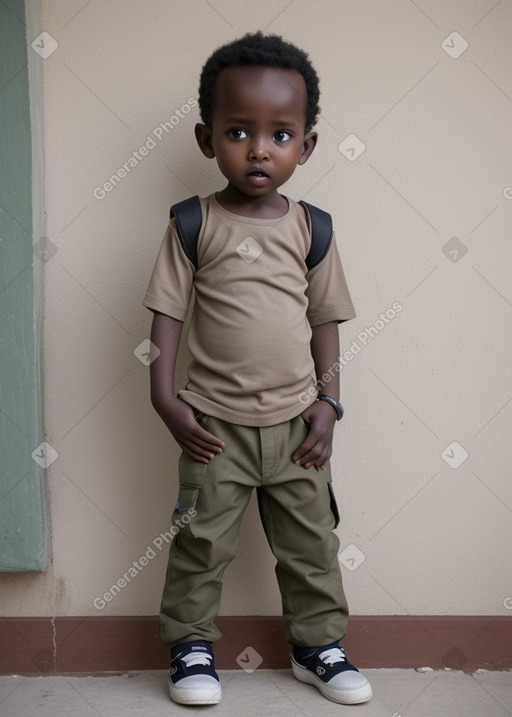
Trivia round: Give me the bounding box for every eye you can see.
[229,128,248,140]
[274,130,291,142]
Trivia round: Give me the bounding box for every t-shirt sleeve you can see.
[142,220,194,321]
[305,231,356,326]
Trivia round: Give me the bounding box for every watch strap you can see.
[317,394,344,420]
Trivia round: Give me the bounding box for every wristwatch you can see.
[317,394,344,421]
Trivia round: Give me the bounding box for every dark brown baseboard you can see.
[1,615,510,675]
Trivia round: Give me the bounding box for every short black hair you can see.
[198,31,320,132]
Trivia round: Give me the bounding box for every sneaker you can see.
[168,640,222,705]
[291,642,372,704]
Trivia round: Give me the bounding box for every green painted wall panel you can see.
[0,0,47,571]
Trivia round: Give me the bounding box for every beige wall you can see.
[3,0,511,619]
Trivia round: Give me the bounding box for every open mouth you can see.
[248,170,269,178]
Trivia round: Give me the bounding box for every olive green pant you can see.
[159,414,349,648]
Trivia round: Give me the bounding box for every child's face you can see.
[195,65,317,201]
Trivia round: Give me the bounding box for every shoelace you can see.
[318,647,347,666]
[180,652,213,668]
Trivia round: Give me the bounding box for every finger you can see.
[182,440,216,461]
[194,425,225,452]
[178,442,213,463]
[293,441,323,468]
[182,429,224,457]
[313,449,331,471]
[300,435,331,469]
[179,431,222,460]
[186,434,228,460]
[187,436,223,457]
[291,433,317,462]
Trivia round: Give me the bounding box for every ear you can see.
[298,131,318,166]
[195,123,215,159]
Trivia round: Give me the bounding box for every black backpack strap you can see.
[170,196,332,272]
[299,200,333,271]
[170,195,202,269]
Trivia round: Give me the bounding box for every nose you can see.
[248,136,269,161]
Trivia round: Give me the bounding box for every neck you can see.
[215,186,288,218]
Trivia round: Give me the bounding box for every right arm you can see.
[149,311,224,463]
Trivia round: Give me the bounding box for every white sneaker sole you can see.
[291,659,372,704]
[168,676,222,705]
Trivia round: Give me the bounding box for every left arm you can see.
[292,321,341,470]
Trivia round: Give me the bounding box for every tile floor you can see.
[0,668,511,716]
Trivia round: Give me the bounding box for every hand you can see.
[292,400,337,470]
[157,397,225,463]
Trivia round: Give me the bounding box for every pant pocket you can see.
[328,483,340,528]
[174,485,200,514]
[296,414,310,440]
[193,410,206,424]
[175,453,208,516]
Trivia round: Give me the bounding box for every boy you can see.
[143,31,372,706]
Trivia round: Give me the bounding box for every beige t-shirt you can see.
[143,194,355,426]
